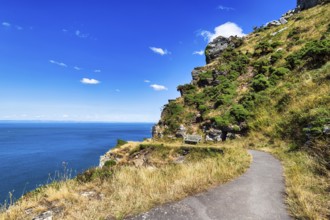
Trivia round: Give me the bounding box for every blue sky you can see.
[0,0,296,122]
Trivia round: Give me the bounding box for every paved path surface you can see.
[127,150,291,220]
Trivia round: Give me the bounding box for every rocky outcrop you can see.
[297,0,329,10]
[205,36,243,64]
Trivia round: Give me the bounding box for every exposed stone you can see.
[81,191,96,198]
[205,36,243,64]
[265,20,281,27]
[279,17,288,24]
[297,0,328,10]
[33,211,53,220]
[176,125,186,138]
[99,155,110,168]
[191,67,203,83]
[152,125,163,138]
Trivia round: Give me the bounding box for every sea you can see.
[0,122,153,203]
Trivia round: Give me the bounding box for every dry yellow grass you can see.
[256,140,330,220]
[0,141,250,220]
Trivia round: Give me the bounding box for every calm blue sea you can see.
[0,122,153,203]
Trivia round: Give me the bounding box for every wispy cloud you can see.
[149,47,170,56]
[150,84,168,91]
[74,66,82,71]
[75,30,89,38]
[94,69,101,73]
[80,78,100,85]
[49,60,67,67]
[115,89,120,92]
[2,22,11,27]
[2,22,24,30]
[200,22,246,42]
[193,50,204,56]
[217,5,235,11]
[144,80,151,83]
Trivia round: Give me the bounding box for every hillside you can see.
[154,2,330,167]
[1,2,329,220]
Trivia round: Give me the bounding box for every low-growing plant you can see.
[252,75,270,92]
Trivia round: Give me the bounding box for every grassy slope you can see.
[158,4,330,219]
[0,141,250,219]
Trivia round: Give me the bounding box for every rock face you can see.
[297,0,328,10]
[205,36,243,64]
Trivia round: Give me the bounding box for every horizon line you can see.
[0,120,156,124]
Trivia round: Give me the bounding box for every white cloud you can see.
[15,25,23,30]
[80,78,100,85]
[150,84,168,91]
[149,47,170,56]
[74,66,82,71]
[217,5,234,11]
[193,50,204,56]
[144,80,151,83]
[75,30,89,38]
[115,89,120,92]
[2,22,11,27]
[62,29,68,32]
[49,60,67,67]
[94,69,101,73]
[200,22,246,42]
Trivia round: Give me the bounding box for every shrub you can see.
[254,41,274,56]
[270,51,284,64]
[286,39,330,70]
[214,94,234,108]
[198,105,208,113]
[252,75,270,92]
[214,115,232,128]
[104,160,117,167]
[116,139,127,148]
[177,84,197,95]
[230,104,250,122]
[253,58,270,75]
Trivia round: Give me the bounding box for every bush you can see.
[286,39,330,70]
[252,75,270,92]
[230,104,250,122]
[253,58,270,75]
[198,105,208,113]
[214,115,232,128]
[270,51,284,64]
[116,139,127,148]
[104,160,117,167]
[254,41,274,56]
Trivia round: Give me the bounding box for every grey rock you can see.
[266,20,281,27]
[297,0,327,10]
[33,211,53,220]
[205,135,214,142]
[191,67,203,83]
[205,36,243,64]
[279,17,288,24]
